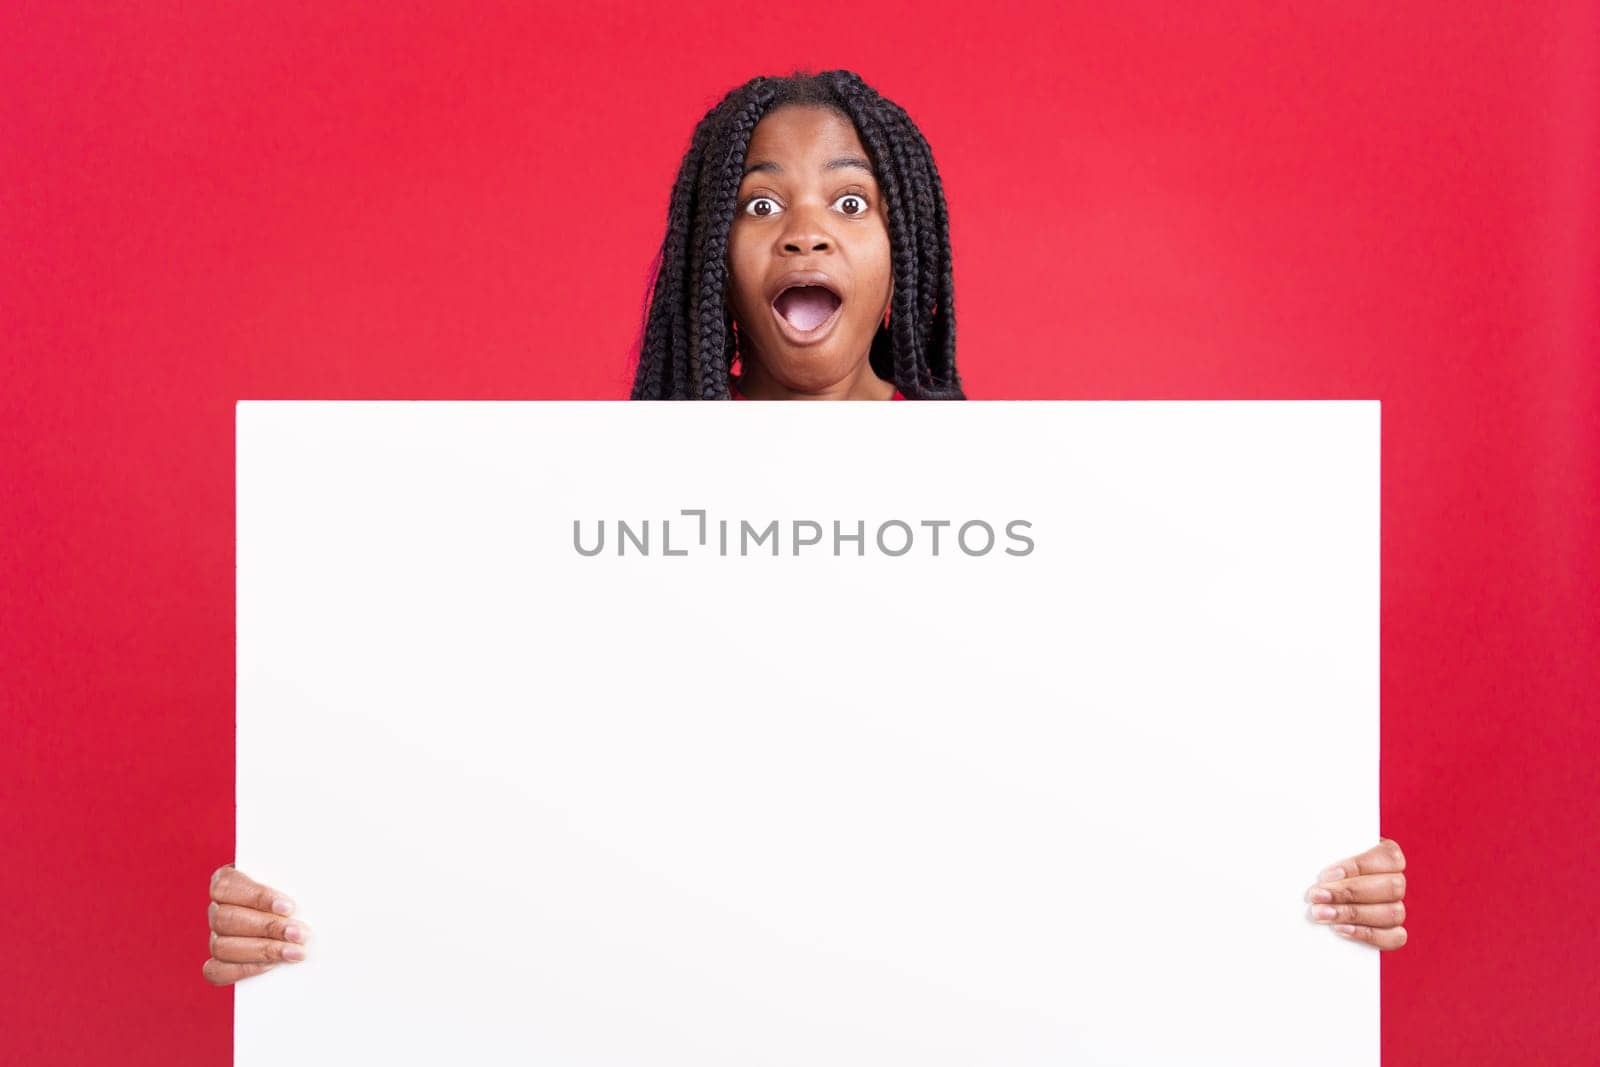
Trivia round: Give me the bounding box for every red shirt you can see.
[729,381,906,400]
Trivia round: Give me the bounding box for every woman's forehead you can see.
[743,106,873,176]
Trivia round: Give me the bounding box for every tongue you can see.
[774,286,841,331]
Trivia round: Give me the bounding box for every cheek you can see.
[726,236,764,323]
[858,231,894,311]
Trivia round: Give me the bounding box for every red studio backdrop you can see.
[3,3,1596,1063]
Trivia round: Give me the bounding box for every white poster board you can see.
[237,400,1378,1065]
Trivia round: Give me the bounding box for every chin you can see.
[770,347,855,378]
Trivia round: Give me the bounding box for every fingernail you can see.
[1318,866,1345,882]
[1311,905,1336,921]
[283,945,306,962]
[1333,924,1357,936]
[284,925,302,943]
[1309,888,1333,903]
[272,898,295,916]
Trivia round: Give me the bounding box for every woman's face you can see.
[727,105,893,395]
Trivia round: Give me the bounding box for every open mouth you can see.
[770,284,844,342]
[773,286,842,331]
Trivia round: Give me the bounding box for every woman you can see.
[206,68,1406,986]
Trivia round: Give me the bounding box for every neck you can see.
[734,358,896,401]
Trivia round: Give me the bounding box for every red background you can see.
[4,3,1597,1063]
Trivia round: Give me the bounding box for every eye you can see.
[743,197,781,218]
[832,193,869,217]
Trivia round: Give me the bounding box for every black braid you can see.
[630,70,964,400]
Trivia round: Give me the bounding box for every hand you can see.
[1305,838,1407,950]
[203,864,312,985]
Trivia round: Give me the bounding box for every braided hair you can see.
[630,70,964,401]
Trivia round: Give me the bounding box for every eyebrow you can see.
[741,156,875,178]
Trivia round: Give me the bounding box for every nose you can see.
[782,234,830,253]
[779,203,833,255]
